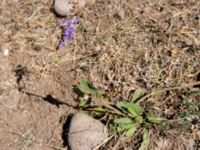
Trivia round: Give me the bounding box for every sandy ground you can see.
[0,0,199,149]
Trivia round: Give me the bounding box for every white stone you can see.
[54,0,74,16]
[3,48,9,56]
[54,0,96,16]
[1,45,10,56]
[68,113,108,150]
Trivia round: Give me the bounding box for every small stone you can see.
[54,0,74,16]
[1,45,10,56]
[68,113,108,150]
[54,0,96,16]
[3,48,9,56]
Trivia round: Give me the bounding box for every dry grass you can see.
[72,0,200,149]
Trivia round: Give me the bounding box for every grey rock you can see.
[68,113,108,150]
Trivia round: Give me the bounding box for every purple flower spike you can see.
[63,19,70,27]
[64,28,73,36]
[63,16,77,28]
[57,16,78,48]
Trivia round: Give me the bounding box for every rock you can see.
[68,113,108,150]
[54,0,96,16]
[54,0,73,16]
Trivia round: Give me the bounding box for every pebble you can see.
[3,48,9,56]
[54,0,73,16]
[54,0,96,16]
[1,45,10,56]
[68,113,108,150]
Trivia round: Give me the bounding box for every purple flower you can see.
[63,19,70,27]
[58,16,77,48]
[64,28,74,36]
[59,41,65,48]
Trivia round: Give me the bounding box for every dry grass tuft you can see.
[72,0,200,149]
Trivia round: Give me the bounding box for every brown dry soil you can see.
[0,0,200,150]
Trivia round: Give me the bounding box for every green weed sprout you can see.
[74,79,166,149]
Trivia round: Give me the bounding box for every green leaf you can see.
[90,111,105,116]
[139,128,150,150]
[89,106,108,112]
[113,117,133,124]
[125,125,138,137]
[188,89,200,95]
[135,116,144,124]
[117,123,135,131]
[117,102,144,117]
[79,98,91,107]
[147,115,164,124]
[116,122,140,135]
[78,80,97,94]
[77,80,105,95]
[131,88,145,102]
[113,117,140,134]
[89,106,110,116]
